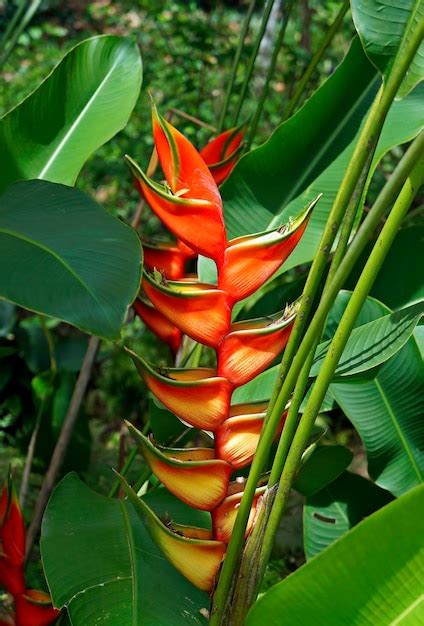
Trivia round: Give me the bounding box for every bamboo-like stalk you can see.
[210,17,423,623]
[233,0,276,125]
[218,0,257,133]
[283,0,350,120]
[0,0,42,67]
[246,0,295,149]
[257,150,424,578]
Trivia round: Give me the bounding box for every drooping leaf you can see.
[351,0,424,98]
[293,446,353,497]
[41,473,209,626]
[0,35,142,194]
[0,181,142,339]
[303,471,393,559]
[247,484,424,625]
[311,299,424,377]
[0,302,16,337]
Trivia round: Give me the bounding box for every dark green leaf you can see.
[41,473,209,626]
[0,36,142,194]
[0,181,142,339]
[294,445,353,497]
[247,484,424,625]
[0,301,16,337]
[303,471,393,559]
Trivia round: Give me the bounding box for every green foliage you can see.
[247,484,424,625]
[0,35,142,195]
[0,180,142,339]
[41,473,209,626]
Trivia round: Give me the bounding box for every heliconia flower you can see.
[14,590,59,626]
[142,240,187,280]
[200,124,245,185]
[215,401,288,469]
[126,422,232,511]
[128,350,232,431]
[0,610,14,626]
[177,239,197,261]
[211,485,266,544]
[0,475,25,596]
[169,522,213,540]
[116,473,226,592]
[142,271,231,348]
[133,296,182,354]
[217,302,299,386]
[126,155,226,267]
[218,196,321,303]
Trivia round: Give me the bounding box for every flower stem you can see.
[218,0,257,133]
[210,20,423,623]
[258,149,424,577]
[283,0,350,121]
[233,0,276,125]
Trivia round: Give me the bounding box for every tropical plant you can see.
[0,1,423,625]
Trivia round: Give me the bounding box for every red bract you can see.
[200,124,245,185]
[133,296,182,354]
[142,271,231,348]
[212,486,266,544]
[142,240,186,279]
[0,476,59,626]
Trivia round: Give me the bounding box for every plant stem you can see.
[283,0,350,120]
[25,336,100,560]
[109,447,138,498]
[0,0,42,68]
[259,150,424,575]
[218,0,257,133]
[39,316,57,374]
[233,0,276,125]
[246,0,295,149]
[210,22,423,624]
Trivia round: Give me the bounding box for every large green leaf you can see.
[351,0,424,98]
[293,446,353,497]
[247,484,424,625]
[331,338,424,497]
[0,35,142,194]
[221,38,423,272]
[311,299,424,376]
[41,473,209,626]
[0,180,141,339]
[303,471,393,559]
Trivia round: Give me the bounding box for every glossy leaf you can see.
[0,35,142,194]
[303,471,393,559]
[0,181,141,339]
[351,0,424,98]
[247,484,424,625]
[311,300,424,377]
[41,473,210,626]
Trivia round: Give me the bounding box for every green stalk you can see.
[283,0,350,120]
[0,0,42,67]
[109,447,138,498]
[210,22,423,624]
[233,0,276,125]
[39,315,57,374]
[259,151,424,572]
[246,0,295,149]
[218,0,257,132]
[0,0,27,52]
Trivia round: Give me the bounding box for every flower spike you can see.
[126,155,226,266]
[116,472,226,592]
[218,196,321,303]
[133,297,182,354]
[212,485,266,544]
[217,302,299,386]
[215,401,288,469]
[200,124,246,185]
[126,422,232,511]
[142,240,186,279]
[128,349,232,431]
[142,271,231,348]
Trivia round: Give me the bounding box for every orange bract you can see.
[211,486,266,544]
[133,297,182,354]
[142,272,231,348]
[142,240,186,279]
[200,125,245,185]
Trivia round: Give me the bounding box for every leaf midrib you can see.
[0,226,108,319]
[37,48,122,179]
[373,376,423,483]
